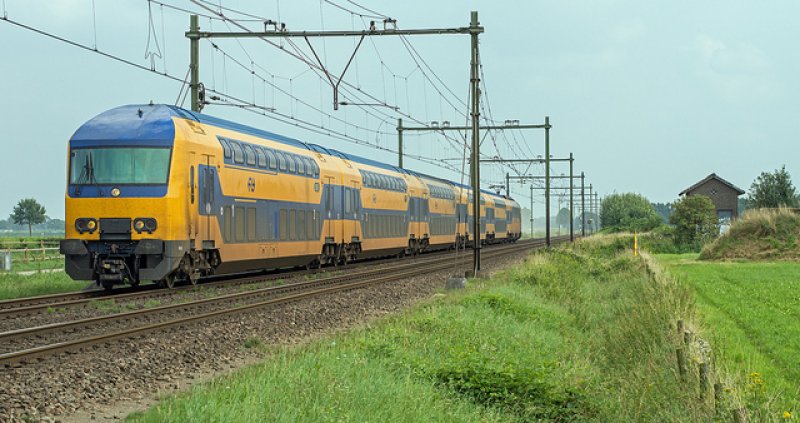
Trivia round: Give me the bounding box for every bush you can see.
[600,193,662,232]
[669,195,718,248]
[700,208,800,260]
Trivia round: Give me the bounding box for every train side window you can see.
[223,206,232,242]
[219,138,232,159]
[304,158,315,177]
[277,152,287,172]
[256,148,267,168]
[247,208,256,241]
[265,149,277,170]
[287,155,297,174]
[235,206,245,242]
[297,209,306,240]
[289,209,296,241]
[243,144,256,166]
[306,210,315,240]
[279,209,287,241]
[296,156,306,175]
[231,142,244,164]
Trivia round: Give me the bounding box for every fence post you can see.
[24,247,29,264]
[41,239,46,261]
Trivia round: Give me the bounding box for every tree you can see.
[600,193,662,232]
[10,198,47,236]
[747,165,799,208]
[652,202,673,224]
[670,195,718,246]
[556,207,571,232]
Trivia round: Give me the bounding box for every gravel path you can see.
[0,250,531,422]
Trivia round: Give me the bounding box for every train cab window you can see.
[243,144,256,166]
[287,155,297,174]
[231,142,244,164]
[265,149,277,170]
[219,138,232,159]
[296,156,306,175]
[256,148,267,168]
[277,152,287,172]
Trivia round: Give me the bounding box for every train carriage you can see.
[60,104,521,289]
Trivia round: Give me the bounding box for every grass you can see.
[0,271,88,300]
[128,235,726,423]
[701,208,800,260]
[657,254,800,418]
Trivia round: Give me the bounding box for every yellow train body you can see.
[60,105,521,288]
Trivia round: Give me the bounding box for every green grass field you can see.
[128,237,722,422]
[657,254,800,418]
[0,272,88,300]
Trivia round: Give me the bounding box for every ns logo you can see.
[247,177,256,192]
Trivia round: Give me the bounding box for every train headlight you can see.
[133,218,157,234]
[75,218,98,234]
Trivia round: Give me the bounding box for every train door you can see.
[349,181,360,240]
[189,152,197,244]
[200,155,217,249]
[324,176,337,241]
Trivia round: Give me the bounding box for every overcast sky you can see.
[1,0,798,218]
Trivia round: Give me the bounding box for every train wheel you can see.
[100,280,114,292]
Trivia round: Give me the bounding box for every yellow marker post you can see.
[633,231,638,257]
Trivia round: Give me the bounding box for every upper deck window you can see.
[231,142,244,164]
[243,144,256,166]
[69,147,171,185]
[219,138,232,159]
[256,147,267,168]
[265,149,277,170]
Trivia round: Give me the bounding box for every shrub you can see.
[670,195,718,248]
[600,193,662,232]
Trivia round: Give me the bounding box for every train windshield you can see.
[69,147,171,185]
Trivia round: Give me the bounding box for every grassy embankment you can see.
[128,236,735,422]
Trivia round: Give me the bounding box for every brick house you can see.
[679,173,745,222]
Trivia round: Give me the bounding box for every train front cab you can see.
[60,105,202,288]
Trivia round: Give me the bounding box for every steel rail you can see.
[0,238,544,318]
[0,237,564,366]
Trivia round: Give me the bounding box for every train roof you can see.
[72,104,518,205]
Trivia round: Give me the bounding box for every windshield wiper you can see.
[73,152,103,197]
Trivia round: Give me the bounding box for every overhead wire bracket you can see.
[304,34,366,110]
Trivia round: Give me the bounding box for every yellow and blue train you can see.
[59,104,522,289]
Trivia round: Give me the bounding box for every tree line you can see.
[600,165,799,251]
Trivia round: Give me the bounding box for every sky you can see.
[1,0,798,219]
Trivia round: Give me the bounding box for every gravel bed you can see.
[0,250,531,422]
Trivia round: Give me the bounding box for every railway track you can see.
[0,237,565,366]
[0,237,550,320]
